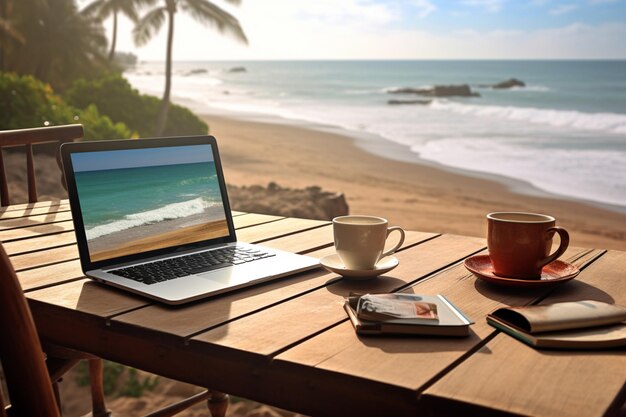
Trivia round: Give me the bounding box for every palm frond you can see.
[81,0,115,20]
[180,0,247,44]
[133,6,167,46]
[81,0,106,17]
[118,0,140,22]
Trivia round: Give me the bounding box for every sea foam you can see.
[86,198,210,240]
[429,100,626,134]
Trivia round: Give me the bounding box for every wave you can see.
[412,137,626,208]
[429,100,626,134]
[86,197,212,240]
[509,85,551,92]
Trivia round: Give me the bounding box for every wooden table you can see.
[2,200,625,417]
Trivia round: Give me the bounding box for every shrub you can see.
[65,73,208,137]
[0,72,133,140]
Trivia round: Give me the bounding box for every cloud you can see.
[460,0,507,12]
[413,0,437,18]
[550,3,579,14]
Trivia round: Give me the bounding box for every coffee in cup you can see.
[487,212,569,279]
[333,215,405,270]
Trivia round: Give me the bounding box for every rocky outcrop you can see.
[228,182,349,221]
[478,78,526,89]
[387,99,432,105]
[492,78,525,89]
[387,84,480,97]
[228,66,247,73]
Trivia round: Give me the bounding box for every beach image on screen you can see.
[72,144,229,262]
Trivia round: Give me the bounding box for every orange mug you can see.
[487,212,569,279]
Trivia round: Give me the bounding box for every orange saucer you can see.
[464,255,580,287]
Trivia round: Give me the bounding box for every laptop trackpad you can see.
[197,268,241,285]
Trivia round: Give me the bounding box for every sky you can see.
[71,145,214,171]
[79,0,626,60]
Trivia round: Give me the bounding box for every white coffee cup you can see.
[333,215,405,270]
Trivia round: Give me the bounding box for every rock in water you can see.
[492,78,525,89]
[432,84,480,97]
[387,84,480,97]
[228,66,247,73]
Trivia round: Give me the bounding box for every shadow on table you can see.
[325,275,415,297]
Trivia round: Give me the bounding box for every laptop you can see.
[61,135,319,305]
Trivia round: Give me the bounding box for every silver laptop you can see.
[61,136,319,305]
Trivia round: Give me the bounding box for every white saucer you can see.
[319,254,399,280]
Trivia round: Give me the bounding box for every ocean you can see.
[125,60,626,210]
[74,162,224,240]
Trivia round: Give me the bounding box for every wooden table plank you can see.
[237,217,329,243]
[0,199,68,214]
[0,210,73,231]
[18,259,84,291]
[11,244,78,272]
[111,231,438,340]
[421,249,624,417]
[0,203,70,220]
[3,231,76,256]
[0,220,74,242]
[233,213,284,228]
[263,247,603,417]
[259,224,335,255]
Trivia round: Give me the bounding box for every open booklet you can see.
[344,293,473,336]
[487,300,626,349]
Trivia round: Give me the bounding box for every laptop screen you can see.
[70,144,230,262]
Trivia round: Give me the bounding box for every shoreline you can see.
[202,111,626,250]
[180,98,626,216]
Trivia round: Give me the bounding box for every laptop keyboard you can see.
[109,246,275,285]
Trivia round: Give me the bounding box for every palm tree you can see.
[83,0,146,61]
[134,0,247,136]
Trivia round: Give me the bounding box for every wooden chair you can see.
[0,124,84,206]
[0,241,233,417]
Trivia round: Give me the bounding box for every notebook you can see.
[487,300,626,349]
[61,135,319,305]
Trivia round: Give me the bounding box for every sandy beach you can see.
[205,113,626,251]
[89,217,229,262]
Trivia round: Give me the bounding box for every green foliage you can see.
[78,104,134,140]
[0,71,133,140]
[75,360,159,398]
[65,73,208,137]
[118,368,160,398]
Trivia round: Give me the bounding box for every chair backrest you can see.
[0,243,60,417]
[0,124,84,206]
